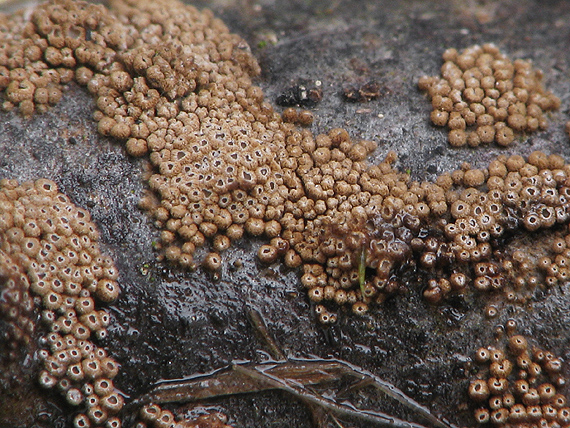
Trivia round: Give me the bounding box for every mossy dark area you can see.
[1,1,570,427]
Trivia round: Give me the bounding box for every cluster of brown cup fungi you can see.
[0,0,569,426]
[135,404,233,428]
[419,44,560,147]
[468,328,569,426]
[422,152,570,304]
[0,243,35,361]
[0,178,123,428]
[0,0,568,321]
[0,177,236,428]
[292,147,570,320]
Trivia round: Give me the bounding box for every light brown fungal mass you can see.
[0,0,281,270]
[0,248,35,361]
[8,1,570,427]
[0,178,122,427]
[137,404,234,428]
[2,0,570,330]
[419,44,560,147]
[468,326,569,427]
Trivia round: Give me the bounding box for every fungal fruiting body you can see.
[1,0,570,427]
[136,404,234,428]
[0,179,123,427]
[0,247,35,361]
[1,0,570,322]
[419,44,560,147]
[468,329,569,427]
[290,147,570,320]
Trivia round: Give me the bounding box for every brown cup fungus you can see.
[0,179,123,427]
[2,0,570,329]
[469,327,569,427]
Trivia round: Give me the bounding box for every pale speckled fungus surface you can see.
[0,179,123,428]
[1,0,570,427]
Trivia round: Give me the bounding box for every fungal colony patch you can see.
[419,44,560,147]
[0,0,569,426]
[468,325,569,426]
[0,179,122,427]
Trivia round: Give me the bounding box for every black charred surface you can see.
[2,1,570,427]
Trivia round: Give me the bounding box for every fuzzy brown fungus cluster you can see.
[277,126,433,320]
[107,0,286,273]
[0,0,445,319]
[0,179,123,428]
[0,0,292,273]
[509,222,570,294]
[468,330,569,426]
[3,0,570,324]
[0,248,35,361]
[419,44,560,147]
[136,404,234,428]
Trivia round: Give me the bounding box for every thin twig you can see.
[129,358,453,428]
[234,363,432,428]
[288,357,452,428]
[246,307,287,361]
[330,413,348,428]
